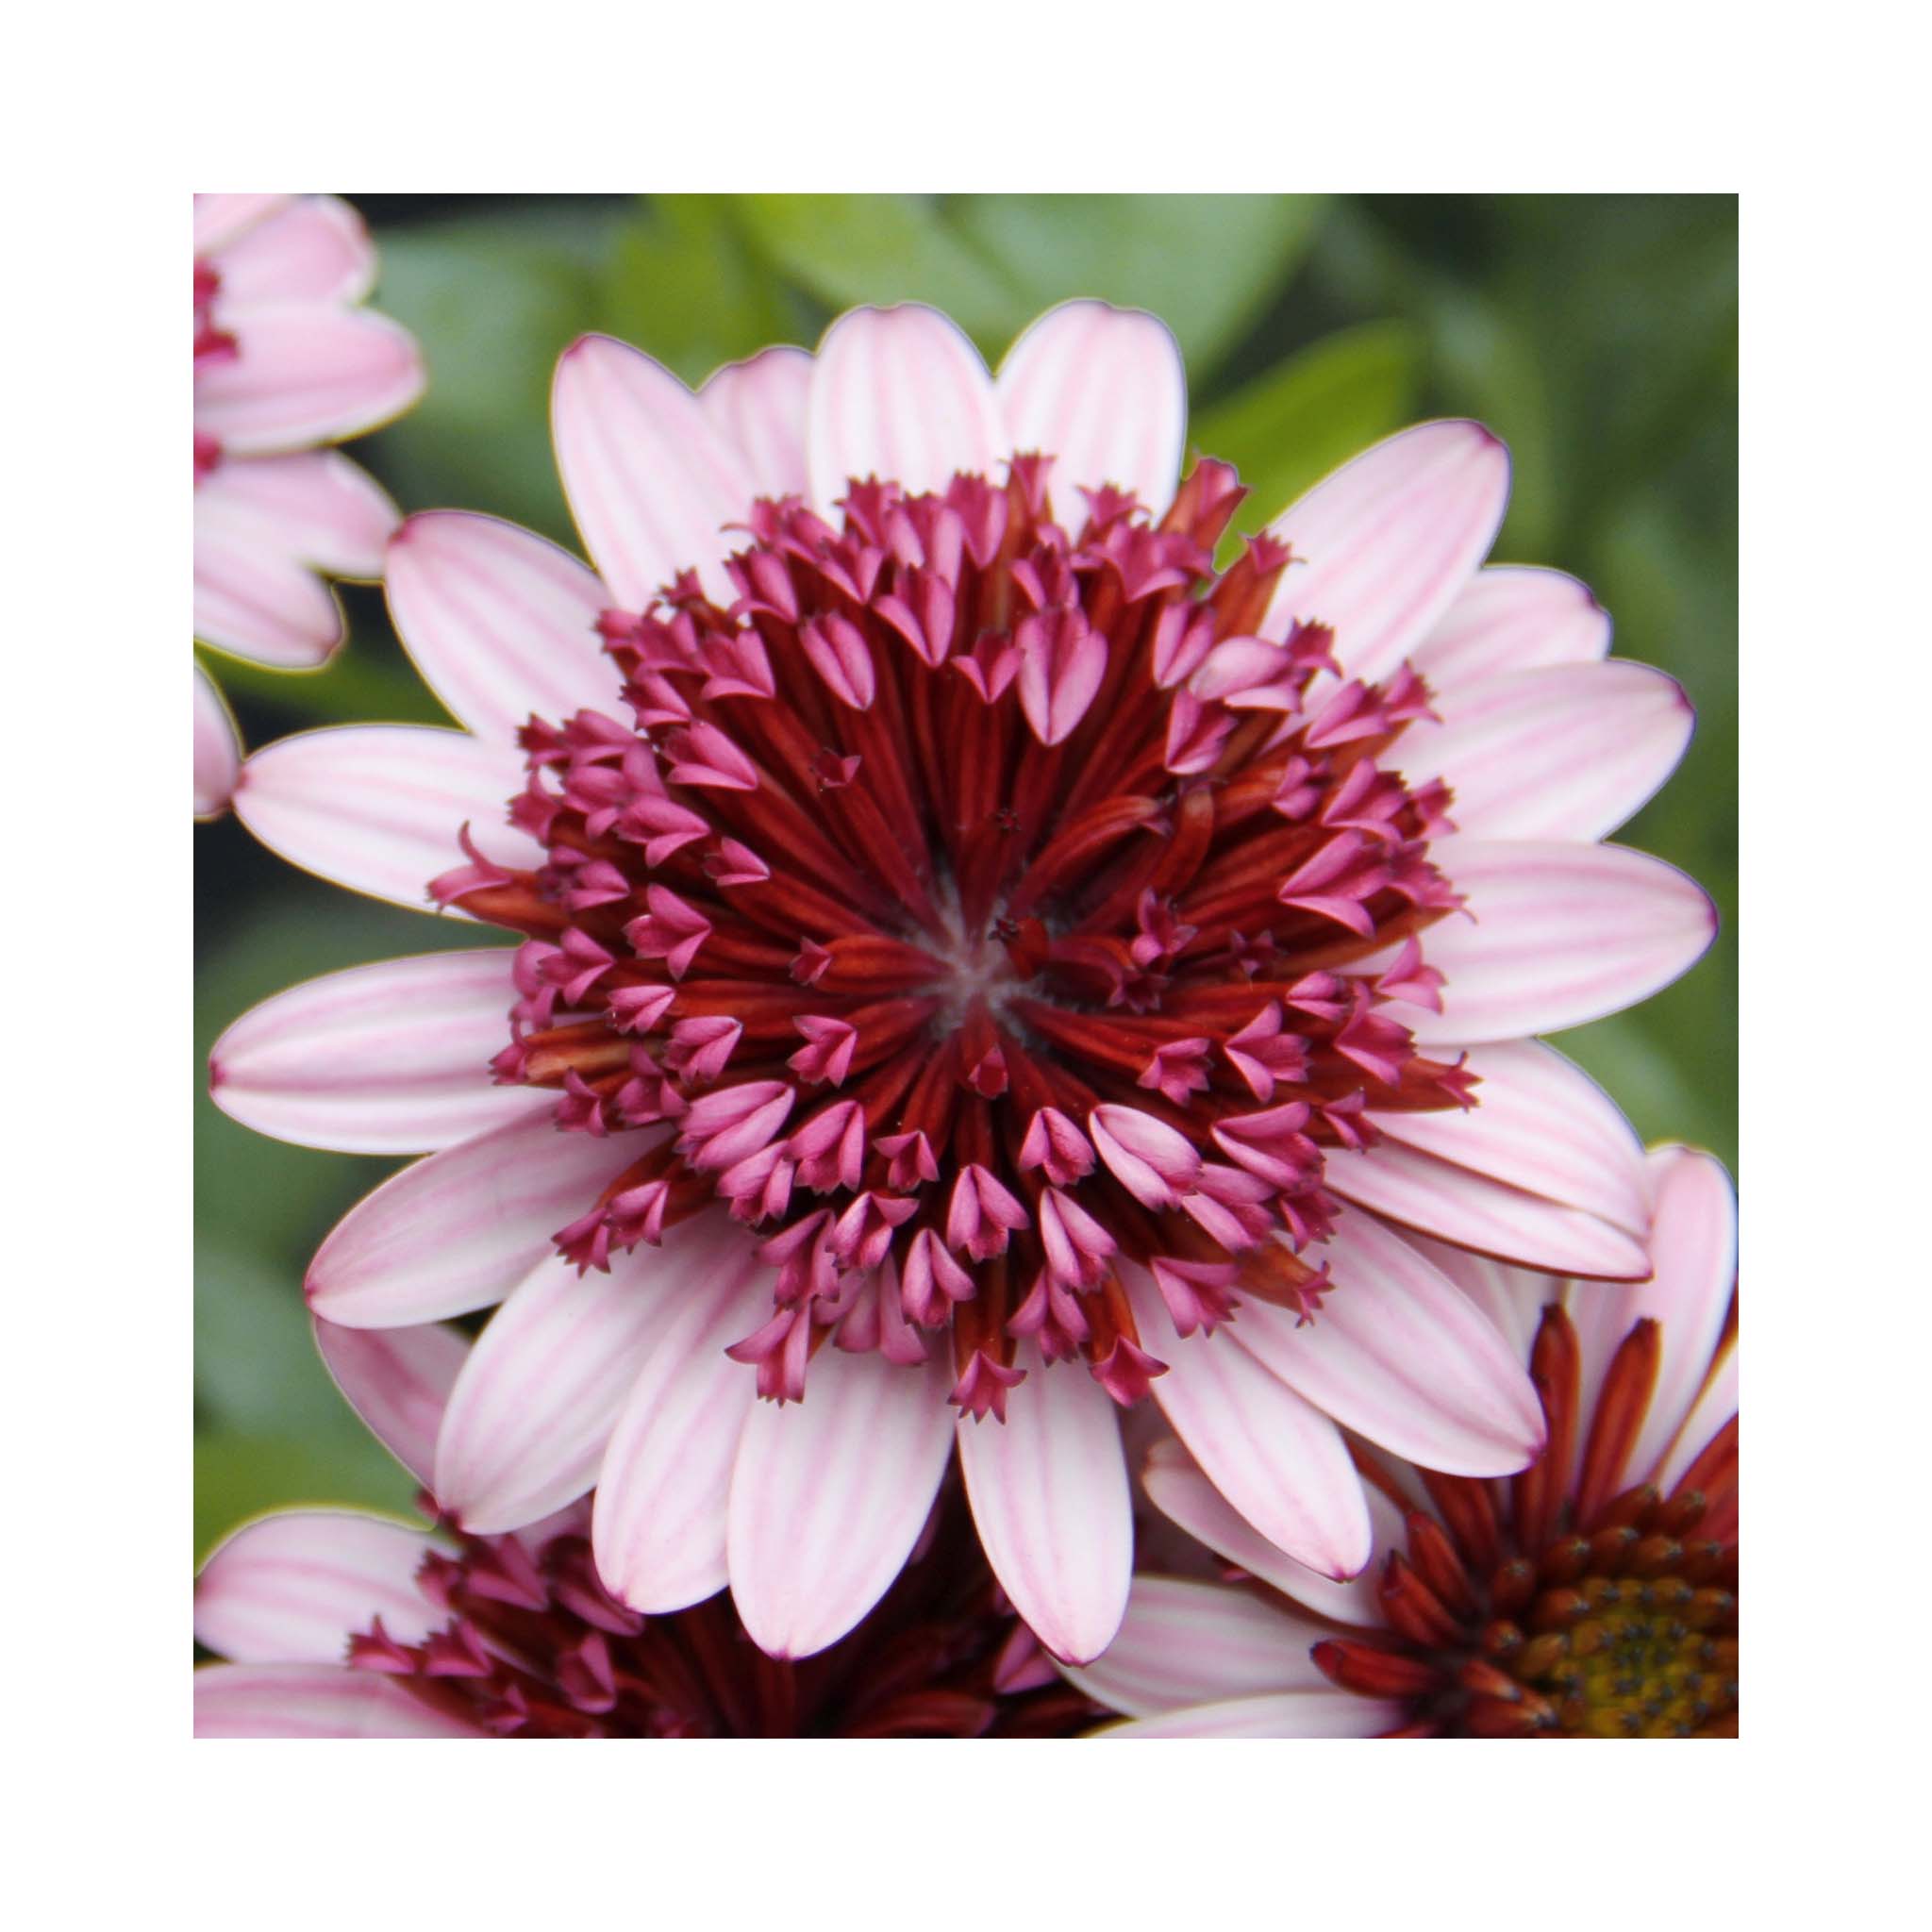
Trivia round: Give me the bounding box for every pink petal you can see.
[314,1317,470,1486]
[727,1344,955,1659]
[192,509,344,668]
[591,1221,773,1613]
[193,662,241,817]
[208,949,542,1154]
[808,305,1005,511]
[233,724,540,914]
[306,1107,628,1325]
[1394,660,1692,841]
[1384,838,1718,1044]
[1060,1575,1327,1717]
[1369,1040,1650,1241]
[994,300,1187,516]
[208,194,375,305]
[386,511,616,740]
[1657,1335,1737,1495]
[1323,1140,1650,1280]
[194,1509,434,1663]
[1124,1265,1371,1579]
[195,306,424,454]
[1410,561,1612,695]
[551,334,753,609]
[1401,1235,1561,1365]
[192,1662,475,1738]
[197,448,397,579]
[955,1348,1132,1664]
[1140,1436,1403,1627]
[1262,421,1510,686]
[434,1249,681,1533]
[1099,1690,1402,1739]
[699,344,814,498]
[193,193,292,256]
[1230,1213,1546,1477]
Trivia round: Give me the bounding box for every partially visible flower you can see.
[192,193,424,816]
[193,1322,1091,1739]
[218,299,1715,1669]
[1070,1146,1737,1737]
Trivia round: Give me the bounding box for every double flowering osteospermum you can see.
[219,300,1715,1664]
[194,1323,1090,1738]
[192,193,424,816]
[1069,1146,1737,1736]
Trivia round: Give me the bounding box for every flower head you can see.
[220,300,1714,1664]
[1070,1146,1737,1737]
[192,193,425,815]
[193,1324,1090,1739]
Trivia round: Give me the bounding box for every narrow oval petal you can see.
[193,662,241,817]
[956,1349,1132,1664]
[591,1224,773,1614]
[728,1344,955,1659]
[193,1662,476,1738]
[1394,660,1693,841]
[1231,1214,1546,1477]
[700,344,814,498]
[1323,1140,1650,1281]
[1099,1690,1402,1739]
[1124,1266,1371,1579]
[995,300,1187,515]
[552,334,753,608]
[1410,563,1611,692]
[1140,1437,1403,1627]
[435,1249,682,1533]
[1262,421,1510,686]
[194,192,291,257]
[233,724,539,914]
[1060,1575,1328,1717]
[1384,839,1718,1044]
[808,305,1005,512]
[193,511,344,668]
[1369,1041,1650,1241]
[195,307,425,453]
[1656,1335,1738,1495]
[208,949,540,1154]
[208,195,375,305]
[1400,1234,1561,1365]
[314,1317,470,1485]
[387,512,616,739]
[194,1510,433,1663]
[307,1108,631,1325]
[197,448,397,579]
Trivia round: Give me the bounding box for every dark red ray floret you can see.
[435,451,1478,1416]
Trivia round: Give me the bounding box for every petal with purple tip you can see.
[699,344,814,498]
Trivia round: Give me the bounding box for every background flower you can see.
[193,195,1735,1593]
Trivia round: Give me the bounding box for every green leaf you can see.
[195,1431,419,1565]
[1191,321,1425,541]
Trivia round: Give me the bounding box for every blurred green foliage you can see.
[195,192,1737,1558]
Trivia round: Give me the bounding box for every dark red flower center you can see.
[439,455,1476,1417]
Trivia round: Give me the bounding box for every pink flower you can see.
[192,1322,1091,1738]
[192,194,424,816]
[1066,1147,1737,1736]
[219,300,1715,1667]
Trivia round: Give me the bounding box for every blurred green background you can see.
[194,193,1737,1557]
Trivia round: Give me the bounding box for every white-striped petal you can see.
[808,305,1005,512]
[1262,421,1510,686]
[208,949,538,1154]
[196,448,396,579]
[314,1317,470,1485]
[1229,1213,1546,1477]
[551,333,753,608]
[1060,1575,1326,1717]
[1401,1234,1562,1365]
[193,1662,476,1738]
[995,300,1187,515]
[1124,1266,1371,1580]
[699,344,814,498]
[591,1223,773,1615]
[195,306,424,454]
[193,662,241,817]
[434,1248,682,1533]
[1410,563,1611,692]
[387,512,617,739]
[728,1344,955,1659]
[306,1108,631,1325]
[194,1510,434,1663]
[955,1349,1132,1665]
[234,724,539,914]
[1657,1336,1738,1495]
[1395,660,1692,841]
[1099,1690,1401,1739]
[208,194,375,306]
[193,509,344,668]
